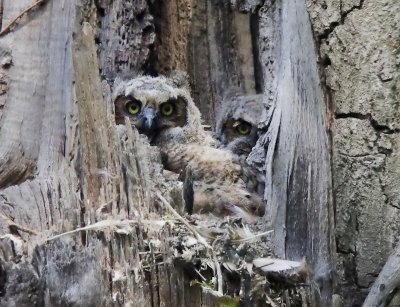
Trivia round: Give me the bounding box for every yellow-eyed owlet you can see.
[215,92,268,195]
[113,73,265,219]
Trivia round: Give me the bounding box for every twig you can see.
[265,293,279,307]
[0,0,47,37]
[211,234,228,295]
[231,229,274,243]
[258,262,274,269]
[95,197,119,214]
[194,268,207,282]
[141,261,167,270]
[156,192,211,249]
[138,251,166,255]
[212,244,223,295]
[46,219,137,241]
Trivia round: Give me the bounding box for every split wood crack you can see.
[0,0,48,37]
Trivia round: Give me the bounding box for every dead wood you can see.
[0,0,48,37]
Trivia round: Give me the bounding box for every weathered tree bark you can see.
[258,1,336,305]
[0,0,399,306]
[307,0,400,305]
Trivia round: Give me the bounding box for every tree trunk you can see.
[0,0,399,306]
[307,0,400,305]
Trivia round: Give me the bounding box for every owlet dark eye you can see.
[160,102,174,116]
[235,121,252,135]
[126,100,141,115]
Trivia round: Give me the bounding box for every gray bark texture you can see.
[0,0,398,306]
[307,0,400,306]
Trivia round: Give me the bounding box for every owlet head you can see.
[114,74,200,143]
[216,93,266,156]
[220,118,257,152]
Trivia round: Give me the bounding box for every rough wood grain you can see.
[307,0,400,305]
[0,1,228,306]
[151,0,258,125]
[96,0,155,80]
[150,0,193,74]
[255,0,336,305]
[0,0,49,188]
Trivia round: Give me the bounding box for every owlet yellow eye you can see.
[236,122,252,135]
[160,102,174,116]
[126,100,141,115]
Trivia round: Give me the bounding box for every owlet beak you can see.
[139,107,158,142]
[142,107,156,131]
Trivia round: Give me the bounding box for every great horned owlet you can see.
[216,93,266,158]
[113,73,265,219]
[215,93,268,195]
